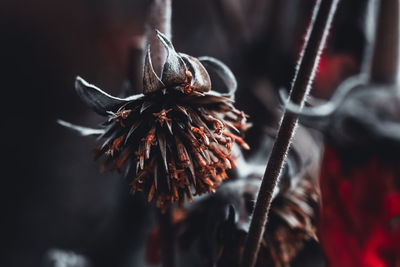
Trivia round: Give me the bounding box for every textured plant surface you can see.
[60,31,249,210]
[167,127,322,267]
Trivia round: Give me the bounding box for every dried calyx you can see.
[60,31,250,210]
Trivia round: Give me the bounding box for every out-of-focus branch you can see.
[369,0,400,84]
[239,0,340,267]
[158,209,175,267]
[125,35,145,96]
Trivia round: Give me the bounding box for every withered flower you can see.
[175,127,322,267]
[59,31,249,210]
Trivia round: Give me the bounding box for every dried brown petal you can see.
[199,56,237,97]
[156,30,187,86]
[75,76,128,116]
[180,53,211,93]
[62,32,249,210]
[143,46,165,95]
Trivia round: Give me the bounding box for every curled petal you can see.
[180,53,211,92]
[372,118,400,141]
[75,76,128,116]
[156,30,187,86]
[68,33,250,210]
[281,74,368,118]
[143,46,165,94]
[339,101,400,143]
[198,56,237,97]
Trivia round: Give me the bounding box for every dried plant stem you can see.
[158,208,175,267]
[126,36,145,95]
[369,0,400,84]
[239,0,340,266]
[145,1,175,266]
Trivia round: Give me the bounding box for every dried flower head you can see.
[175,127,322,267]
[60,31,250,210]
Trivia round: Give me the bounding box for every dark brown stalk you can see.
[158,208,175,267]
[145,1,175,267]
[126,36,145,95]
[369,0,400,84]
[239,0,340,266]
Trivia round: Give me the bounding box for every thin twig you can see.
[239,0,340,266]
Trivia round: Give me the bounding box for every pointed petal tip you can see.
[73,76,128,115]
[158,39,187,86]
[57,119,104,136]
[74,76,91,93]
[143,46,165,94]
[75,76,88,90]
[75,75,84,83]
[155,30,188,87]
[56,119,69,127]
[155,30,172,48]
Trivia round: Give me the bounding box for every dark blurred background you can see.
[1,0,367,266]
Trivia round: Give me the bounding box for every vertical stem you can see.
[239,0,340,266]
[369,0,400,84]
[360,0,379,76]
[125,36,146,96]
[145,0,172,76]
[145,1,175,266]
[158,208,175,267]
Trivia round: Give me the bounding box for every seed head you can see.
[61,31,250,210]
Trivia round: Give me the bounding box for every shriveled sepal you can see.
[180,53,211,93]
[143,46,165,95]
[199,56,237,98]
[64,29,249,211]
[75,76,128,116]
[156,30,187,86]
